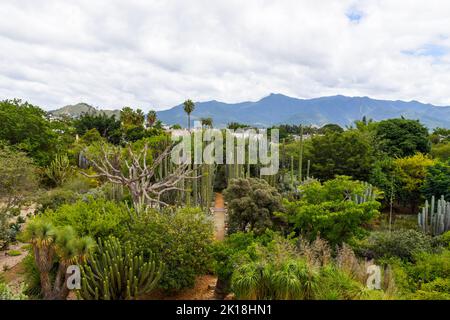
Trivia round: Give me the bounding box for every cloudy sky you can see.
[1,0,450,111]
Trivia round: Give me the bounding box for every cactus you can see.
[298,125,304,181]
[418,195,450,236]
[353,182,376,204]
[78,236,163,300]
[46,154,73,186]
[306,159,310,179]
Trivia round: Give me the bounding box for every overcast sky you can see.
[1,0,450,111]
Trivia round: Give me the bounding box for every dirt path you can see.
[212,193,226,241]
[0,243,28,272]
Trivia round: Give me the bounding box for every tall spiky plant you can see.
[45,154,73,187]
[78,236,163,300]
[23,220,95,300]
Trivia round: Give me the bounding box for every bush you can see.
[282,177,380,245]
[36,188,79,213]
[224,178,283,235]
[124,207,214,292]
[6,249,21,256]
[0,282,27,300]
[407,249,450,283]
[354,229,435,261]
[42,197,131,239]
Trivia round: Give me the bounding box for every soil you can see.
[141,275,219,300]
[212,193,226,241]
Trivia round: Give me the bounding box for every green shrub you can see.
[43,196,131,239]
[407,249,450,284]
[439,231,450,248]
[22,253,44,298]
[124,207,214,292]
[282,176,380,245]
[354,229,435,261]
[36,188,79,214]
[0,282,27,300]
[224,178,283,235]
[6,249,21,256]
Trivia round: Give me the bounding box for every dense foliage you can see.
[224,178,283,235]
[124,208,214,292]
[282,177,380,244]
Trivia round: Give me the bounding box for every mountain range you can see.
[50,94,450,129]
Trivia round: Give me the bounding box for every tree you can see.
[318,123,343,134]
[393,153,435,214]
[375,118,430,157]
[200,117,213,128]
[146,110,157,128]
[0,99,58,165]
[22,220,95,300]
[120,107,145,129]
[223,178,283,235]
[183,99,195,130]
[227,122,250,130]
[282,176,380,245]
[84,143,198,209]
[422,160,450,200]
[308,130,374,181]
[74,112,121,144]
[0,146,38,249]
[431,142,450,161]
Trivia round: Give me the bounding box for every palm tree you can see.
[183,99,195,130]
[146,110,157,128]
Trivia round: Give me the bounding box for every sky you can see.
[1,0,450,111]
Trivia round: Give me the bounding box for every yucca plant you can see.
[78,236,164,300]
[23,220,95,300]
[231,259,318,300]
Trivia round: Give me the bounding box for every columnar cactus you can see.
[78,237,164,300]
[418,195,450,236]
[353,182,376,204]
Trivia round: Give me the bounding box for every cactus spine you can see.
[78,237,163,300]
[418,195,450,236]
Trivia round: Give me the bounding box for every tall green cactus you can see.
[46,154,73,186]
[353,182,376,204]
[78,237,164,300]
[418,195,450,236]
[298,125,304,181]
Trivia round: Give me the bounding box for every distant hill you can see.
[50,103,120,118]
[51,94,450,129]
[156,94,450,129]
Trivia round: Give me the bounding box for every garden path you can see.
[212,193,226,241]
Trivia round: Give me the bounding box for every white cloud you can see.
[1,0,450,110]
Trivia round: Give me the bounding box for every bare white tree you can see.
[83,143,199,209]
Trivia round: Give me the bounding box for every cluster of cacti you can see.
[418,195,450,236]
[46,154,73,186]
[353,182,376,204]
[78,236,164,300]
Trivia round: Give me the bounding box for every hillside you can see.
[50,103,120,118]
[50,95,450,128]
[156,94,450,129]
